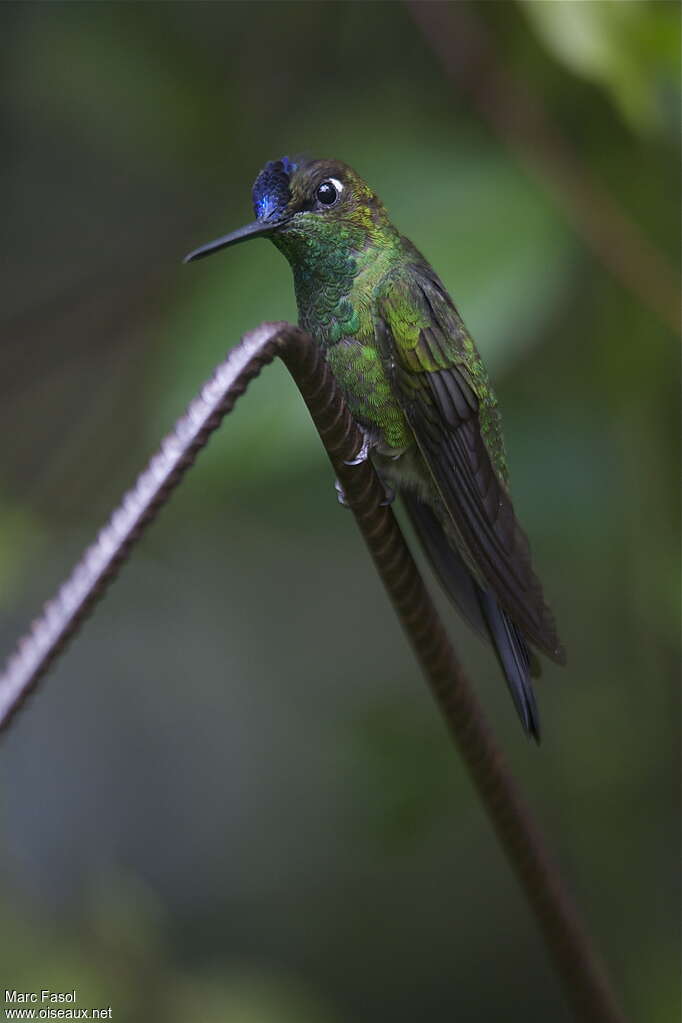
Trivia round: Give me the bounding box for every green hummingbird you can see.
[185,157,565,739]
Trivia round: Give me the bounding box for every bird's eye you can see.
[316,180,339,206]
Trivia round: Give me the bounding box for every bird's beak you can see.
[183,218,284,264]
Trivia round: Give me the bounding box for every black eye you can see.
[316,180,338,206]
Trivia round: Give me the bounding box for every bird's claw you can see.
[335,478,349,507]
[335,477,395,508]
[337,433,394,507]
[344,434,371,467]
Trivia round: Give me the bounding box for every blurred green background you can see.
[0,2,679,1020]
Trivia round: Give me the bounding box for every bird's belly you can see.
[371,445,435,503]
[324,336,413,452]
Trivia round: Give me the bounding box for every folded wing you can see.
[376,263,564,663]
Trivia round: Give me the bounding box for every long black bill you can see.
[183,219,281,264]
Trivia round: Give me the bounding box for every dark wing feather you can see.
[376,264,564,663]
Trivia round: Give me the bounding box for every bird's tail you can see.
[402,494,540,741]
[476,590,540,741]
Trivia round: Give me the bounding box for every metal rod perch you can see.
[0,321,625,1022]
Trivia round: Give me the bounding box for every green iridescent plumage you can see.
[185,156,565,739]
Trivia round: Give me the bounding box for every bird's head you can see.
[184,157,392,267]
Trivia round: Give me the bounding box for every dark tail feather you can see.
[403,494,540,741]
[402,494,487,637]
[477,590,540,742]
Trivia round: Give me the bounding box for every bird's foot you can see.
[336,432,395,507]
[334,477,395,508]
[344,434,371,466]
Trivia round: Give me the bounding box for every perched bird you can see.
[185,157,565,739]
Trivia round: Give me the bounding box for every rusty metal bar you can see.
[0,322,625,1022]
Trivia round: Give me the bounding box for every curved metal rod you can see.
[0,322,625,1022]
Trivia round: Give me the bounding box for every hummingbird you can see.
[184,157,565,740]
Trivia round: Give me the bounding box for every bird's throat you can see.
[273,227,394,347]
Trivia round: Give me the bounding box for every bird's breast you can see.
[323,336,413,452]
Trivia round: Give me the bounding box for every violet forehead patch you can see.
[252,157,298,221]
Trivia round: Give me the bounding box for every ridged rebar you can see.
[0,322,625,1022]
